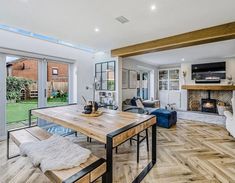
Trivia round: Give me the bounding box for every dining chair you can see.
[123,107,149,163]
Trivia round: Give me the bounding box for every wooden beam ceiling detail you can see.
[111,22,235,57]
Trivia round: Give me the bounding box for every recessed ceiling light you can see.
[181,58,185,61]
[94,28,100,32]
[150,4,156,11]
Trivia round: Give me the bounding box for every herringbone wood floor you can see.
[0,120,235,183]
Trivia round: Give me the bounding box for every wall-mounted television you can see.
[192,62,226,81]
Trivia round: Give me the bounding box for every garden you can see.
[6,76,68,126]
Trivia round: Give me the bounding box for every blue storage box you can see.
[150,109,177,128]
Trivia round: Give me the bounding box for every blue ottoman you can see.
[150,109,177,128]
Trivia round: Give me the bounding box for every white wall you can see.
[0,29,94,139]
[122,58,158,101]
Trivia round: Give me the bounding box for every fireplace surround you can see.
[187,90,233,113]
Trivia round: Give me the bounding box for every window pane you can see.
[47,61,69,107]
[102,80,107,90]
[169,70,179,79]
[108,61,115,71]
[102,72,107,81]
[159,81,168,90]
[96,63,101,72]
[102,63,107,71]
[6,58,38,129]
[159,70,168,80]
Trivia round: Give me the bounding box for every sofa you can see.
[123,98,177,128]
[122,98,159,114]
[224,98,235,137]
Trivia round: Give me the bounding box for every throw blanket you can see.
[20,134,91,173]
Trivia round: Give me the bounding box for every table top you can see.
[32,104,155,144]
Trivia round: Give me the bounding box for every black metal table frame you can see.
[106,116,157,183]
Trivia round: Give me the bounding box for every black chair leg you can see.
[115,147,118,153]
[87,137,92,142]
[130,138,132,146]
[146,129,149,152]
[137,134,140,163]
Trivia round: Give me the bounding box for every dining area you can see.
[7,104,157,183]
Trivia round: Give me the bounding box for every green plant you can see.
[6,76,33,102]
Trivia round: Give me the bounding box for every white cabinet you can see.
[158,68,181,109]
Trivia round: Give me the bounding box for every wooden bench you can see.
[7,126,106,183]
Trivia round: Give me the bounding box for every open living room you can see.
[0,1,235,183]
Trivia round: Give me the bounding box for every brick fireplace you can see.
[182,85,235,114]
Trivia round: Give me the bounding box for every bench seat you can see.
[9,126,106,183]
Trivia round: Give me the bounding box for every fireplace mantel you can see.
[181,85,235,91]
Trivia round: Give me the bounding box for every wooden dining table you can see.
[30,104,157,183]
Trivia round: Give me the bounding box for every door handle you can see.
[44,89,47,98]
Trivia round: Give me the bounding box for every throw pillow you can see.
[136,99,145,109]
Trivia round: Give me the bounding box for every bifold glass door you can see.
[6,57,38,129]
[46,60,69,106]
[5,56,71,130]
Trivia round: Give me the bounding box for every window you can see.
[95,61,115,91]
[137,71,150,100]
[52,68,58,75]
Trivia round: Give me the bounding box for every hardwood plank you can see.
[3,120,235,183]
[25,127,52,140]
[10,129,39,146]
[111,22,235,57]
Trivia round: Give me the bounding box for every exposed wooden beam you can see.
[111,22,235,57]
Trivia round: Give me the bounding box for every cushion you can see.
[151,108,172,116]
[136,99,145,109]
[130,97,137,106]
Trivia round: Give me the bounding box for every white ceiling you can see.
[0,0,235,51]
[130,39,235,66]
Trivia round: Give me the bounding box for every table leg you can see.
[132,123,157,183]
[106,135,113,183]
[152,123,157,163]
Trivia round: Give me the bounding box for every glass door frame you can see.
[137,70,150,100]
[0,50,75,139]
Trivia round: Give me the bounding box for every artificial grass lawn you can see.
[7,99,67,123]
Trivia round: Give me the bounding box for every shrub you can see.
[6,76,33,102]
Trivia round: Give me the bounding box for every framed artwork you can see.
[122,69,129,89]
[129,70,137,89]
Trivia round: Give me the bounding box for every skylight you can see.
[0,24,95,53]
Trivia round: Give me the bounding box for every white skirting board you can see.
[177,111,226,125]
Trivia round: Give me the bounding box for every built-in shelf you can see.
[181,85,235,91]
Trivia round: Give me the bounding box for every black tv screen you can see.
[192,62,226,80]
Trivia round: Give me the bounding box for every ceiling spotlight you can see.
[181,58,185,61]
[94,28,100,32]
[150,4,156,11]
